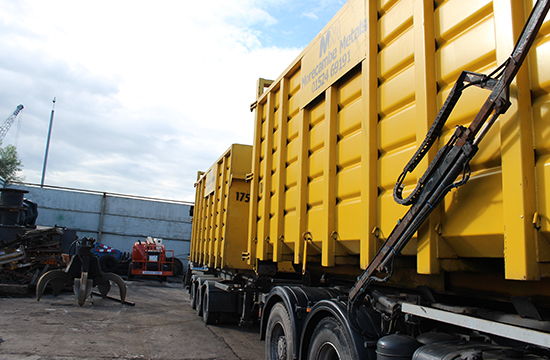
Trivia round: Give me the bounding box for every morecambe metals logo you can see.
[302,20,343,93]
[319,20,342,58]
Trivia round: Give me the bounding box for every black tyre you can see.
[184,264,192,290]
[202,289,218,325]
[265,302,294,360]
[99,255,119,273]
[190,281,197,309]
[173,258,184,276]
[307,317,357,360]
[196,285,203,316]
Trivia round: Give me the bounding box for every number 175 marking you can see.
[236,192,250,202]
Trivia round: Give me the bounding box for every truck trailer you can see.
[188,1,550,359]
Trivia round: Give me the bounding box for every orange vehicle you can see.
[129,237,174,278]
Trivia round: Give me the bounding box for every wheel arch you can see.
[260,286,304,341]
[299,299,376,360]
[260,286,344,359]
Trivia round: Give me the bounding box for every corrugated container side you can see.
[191,144,253,270]
[247,0,550,291]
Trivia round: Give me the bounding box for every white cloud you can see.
[0,0,307,201]
[302,12,320,20]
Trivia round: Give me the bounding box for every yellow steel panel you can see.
[441,170,503,240]
[533,94,550,155]
[435,0,492,41]
[378,0,413,46]
[307,176,324,207]
[465,124,501,170]
[287,116,300,140]
[258,158,265,180]
[274,89,280,112]
[533,96,550,263]
[437,81,493,128]
[378,192,412,251]
[286,138,300,164]
[531,36,550,96]
[310,101,325,125]
[284,186,297,212]
[337,69,362,107]
[259,138,265,160]
[535,155,550,261]
[379,145,416,190]
[306,205,325,242]
[378,0,398,12]
[337,131,362,169]
[379,27,414,80]
[336,164,361,200]
[309,121,326,151]
[308,149,325,179]
[336,198,361,241]
[437,17,495,83]
[223,179,252,269]
[289,69,301,96]
[257,198,266,234]
[379,65,416,116]
[283,212,298,246]
[285,161,298,188]
[270,193,278,216]
[230,145,253,178]
[337,99,362,137]
[272,130,279,157]
[379,105,416,152]
[288,93,300,118]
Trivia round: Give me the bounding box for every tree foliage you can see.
[0,144,24,183]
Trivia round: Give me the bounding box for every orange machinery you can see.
[129,237,174,278]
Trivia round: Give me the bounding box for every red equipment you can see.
[129,237,174,277]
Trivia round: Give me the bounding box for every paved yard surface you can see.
[0,279,265,360]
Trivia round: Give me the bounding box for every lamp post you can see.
[41,97,56,187]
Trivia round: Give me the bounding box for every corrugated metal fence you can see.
[8,183,193,265]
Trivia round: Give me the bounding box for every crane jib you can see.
[349,0,550,304]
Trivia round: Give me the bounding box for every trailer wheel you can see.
[202,289,218,325]
[190,281,198,309]
[307,317,357,360]
[196,286,204,316]
[265,302,293,360]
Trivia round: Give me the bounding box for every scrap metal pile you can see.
[0,226,67,292]
[0,188,69,294]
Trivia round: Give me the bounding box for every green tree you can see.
[0,143,24,184]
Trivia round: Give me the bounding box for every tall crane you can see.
[0,105,24,143]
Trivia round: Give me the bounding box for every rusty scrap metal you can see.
[0,226,67,292]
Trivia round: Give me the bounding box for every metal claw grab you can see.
[36,237,126,306]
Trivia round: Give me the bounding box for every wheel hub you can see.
[277,335,287,360]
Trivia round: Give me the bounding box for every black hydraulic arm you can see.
[349,0,550,305]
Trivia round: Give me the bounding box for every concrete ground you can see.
[0,279,265,360]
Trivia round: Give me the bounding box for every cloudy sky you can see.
[0,0,345,202]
